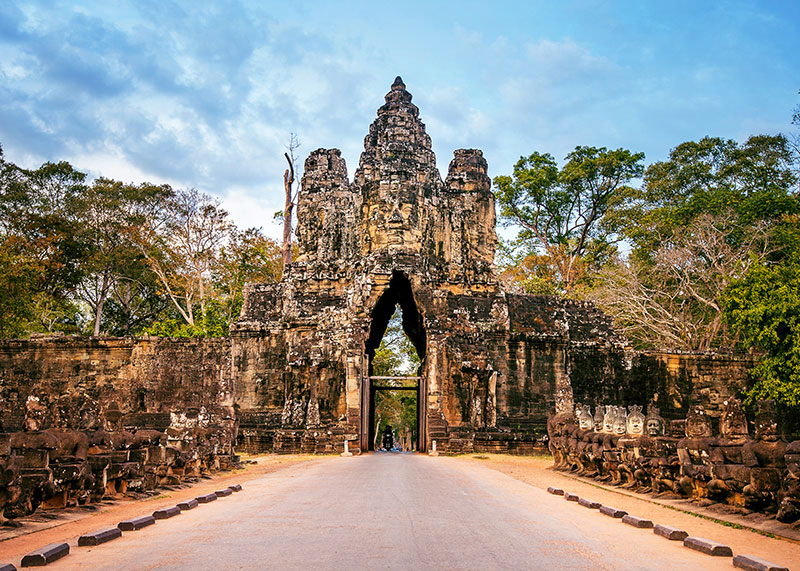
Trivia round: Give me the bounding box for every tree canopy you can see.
[494,103,800,406]
[494,146,644,294]
[0,145,281,338]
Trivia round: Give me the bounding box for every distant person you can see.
[382,425,394,450]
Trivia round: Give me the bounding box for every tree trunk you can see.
[281,152,295,273]
[92,271,111,337]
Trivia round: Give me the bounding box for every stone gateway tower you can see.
[231,78,619,454]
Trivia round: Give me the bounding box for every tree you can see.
[591,135,800,350]
[280,134,300,273]
[613,135,798,262]
[136,188,232,328]
[214,227,281,324]
[75,178,173,336]
[595,214,773,350]
[0,153,89,335]
[494,146,644,294]
[723,255,800,407]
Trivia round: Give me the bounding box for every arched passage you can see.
[363,271,427,451]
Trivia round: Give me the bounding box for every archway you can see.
[364,271,427,452]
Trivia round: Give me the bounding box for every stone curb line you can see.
[20,543,69,567]
[548,487,789,571]
[178,498,199,510]
[5,484,244,569]
[78,527,122,546]
[153,506,181,520]
[118,515,156,531]
[556,470,799,544]
[733,554,791,571]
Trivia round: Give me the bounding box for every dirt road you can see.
[5,453,793,570]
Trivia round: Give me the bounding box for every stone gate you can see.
[231,77,623,454]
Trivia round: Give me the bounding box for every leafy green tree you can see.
[214,227,281,325]
[594,135,799,350]
[723,255,800,407]
[76,178,173,336]
[0,151,89,335]
[494,146,644,294]
[613,135,798,261]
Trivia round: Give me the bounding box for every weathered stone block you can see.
[621,515,653,528]
[20,542,69,566]
[50,463,83,481]
[21,449,49,469]
[683,536,733,556]
[146,446,166,465]
[128,448,148,464]
[0,434,10,456]
[117,515,155,531]
[733,554,789,571]
[196,493,217,503]
[0,563,17,571]
[215,489,232,497]
[599,506,626,518]
[78,528,122,546]
[153,506,180,519]
[178,499,198,510]
[546,487,564,495]
[653,524,688,541]
[564,492,579,502]
[578,498,600,509]
[228,484,243,492]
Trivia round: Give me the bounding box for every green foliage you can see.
[0,149,92,335]
[614,135,799,262]
[372,345,402,377]
[214,227,281,326]
[371,310,421,376]
[144,299,230,338]
[0,141,282,339]
[723,256,800,407]
[494,145,644,294]
[593,134,800,351]
[375,390,417,448]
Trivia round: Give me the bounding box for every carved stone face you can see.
[578,412,594,431]
[627,414,644,435]
[646,406,666,436]
[646,418,664,436]
[755,399,778,441]
[720,399,748,440]
[603,410,614,433]
[626,405,644,435]
[613,408,627,434]
[594,407,605,431]
[686,406,712,438]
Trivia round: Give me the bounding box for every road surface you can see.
[45,453,732,570]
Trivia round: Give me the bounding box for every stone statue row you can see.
[547,399,800,524]
[0,397,238,525]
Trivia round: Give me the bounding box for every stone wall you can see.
[0,336,236,523]
[569,350,756,424]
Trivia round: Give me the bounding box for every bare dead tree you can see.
[592,213,775,351]
[281,134,300,274]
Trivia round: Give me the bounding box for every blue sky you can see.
[1,0,798,236]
